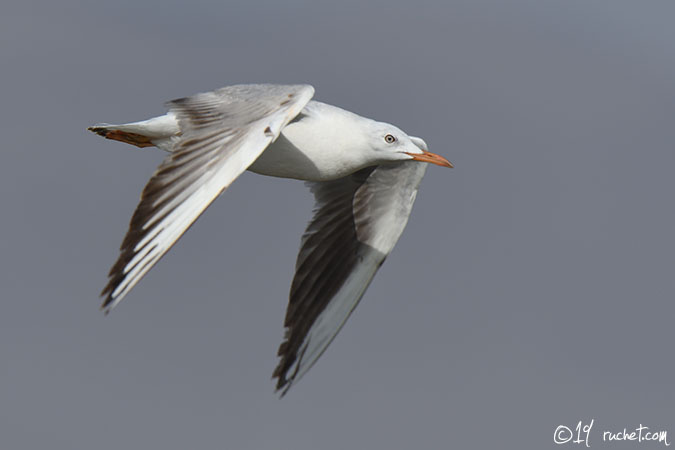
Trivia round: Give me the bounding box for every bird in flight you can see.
[89,84,452,395]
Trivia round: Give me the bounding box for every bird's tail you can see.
[87,113,180,152]
[87,125,156,148]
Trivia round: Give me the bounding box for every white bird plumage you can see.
[89,84,452,395]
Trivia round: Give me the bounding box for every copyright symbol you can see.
[554,425,572,444]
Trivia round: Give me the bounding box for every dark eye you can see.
[384,134,396,144]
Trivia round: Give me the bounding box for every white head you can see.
[365,121,453,168]
[298,102,453,178]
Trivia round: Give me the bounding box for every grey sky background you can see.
[1,0,674,448]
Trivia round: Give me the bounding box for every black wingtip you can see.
[273,377,292,398]
[100,298,113,316]
[272,353,295,398]
[88,126,109,137]
[99,282,116,315]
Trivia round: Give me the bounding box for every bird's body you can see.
[251,101,382,181]
[100,100,420,181]
[90,84,451,395]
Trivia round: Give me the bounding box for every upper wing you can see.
[101,84,314,312]
[273,161,428,395]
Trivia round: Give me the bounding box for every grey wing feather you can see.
[273,161,428,395]
[101,84,314,312]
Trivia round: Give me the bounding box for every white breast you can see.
[248,101,376,182]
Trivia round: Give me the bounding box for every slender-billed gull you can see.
[89,84,452,395]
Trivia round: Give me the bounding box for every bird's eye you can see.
[384,134,396,144]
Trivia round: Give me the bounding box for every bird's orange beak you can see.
[406,150,453,168]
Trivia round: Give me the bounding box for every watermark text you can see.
[554,420,670,447]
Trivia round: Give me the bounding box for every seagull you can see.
[89,84,452,395]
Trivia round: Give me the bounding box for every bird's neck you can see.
[290,102,377,176]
